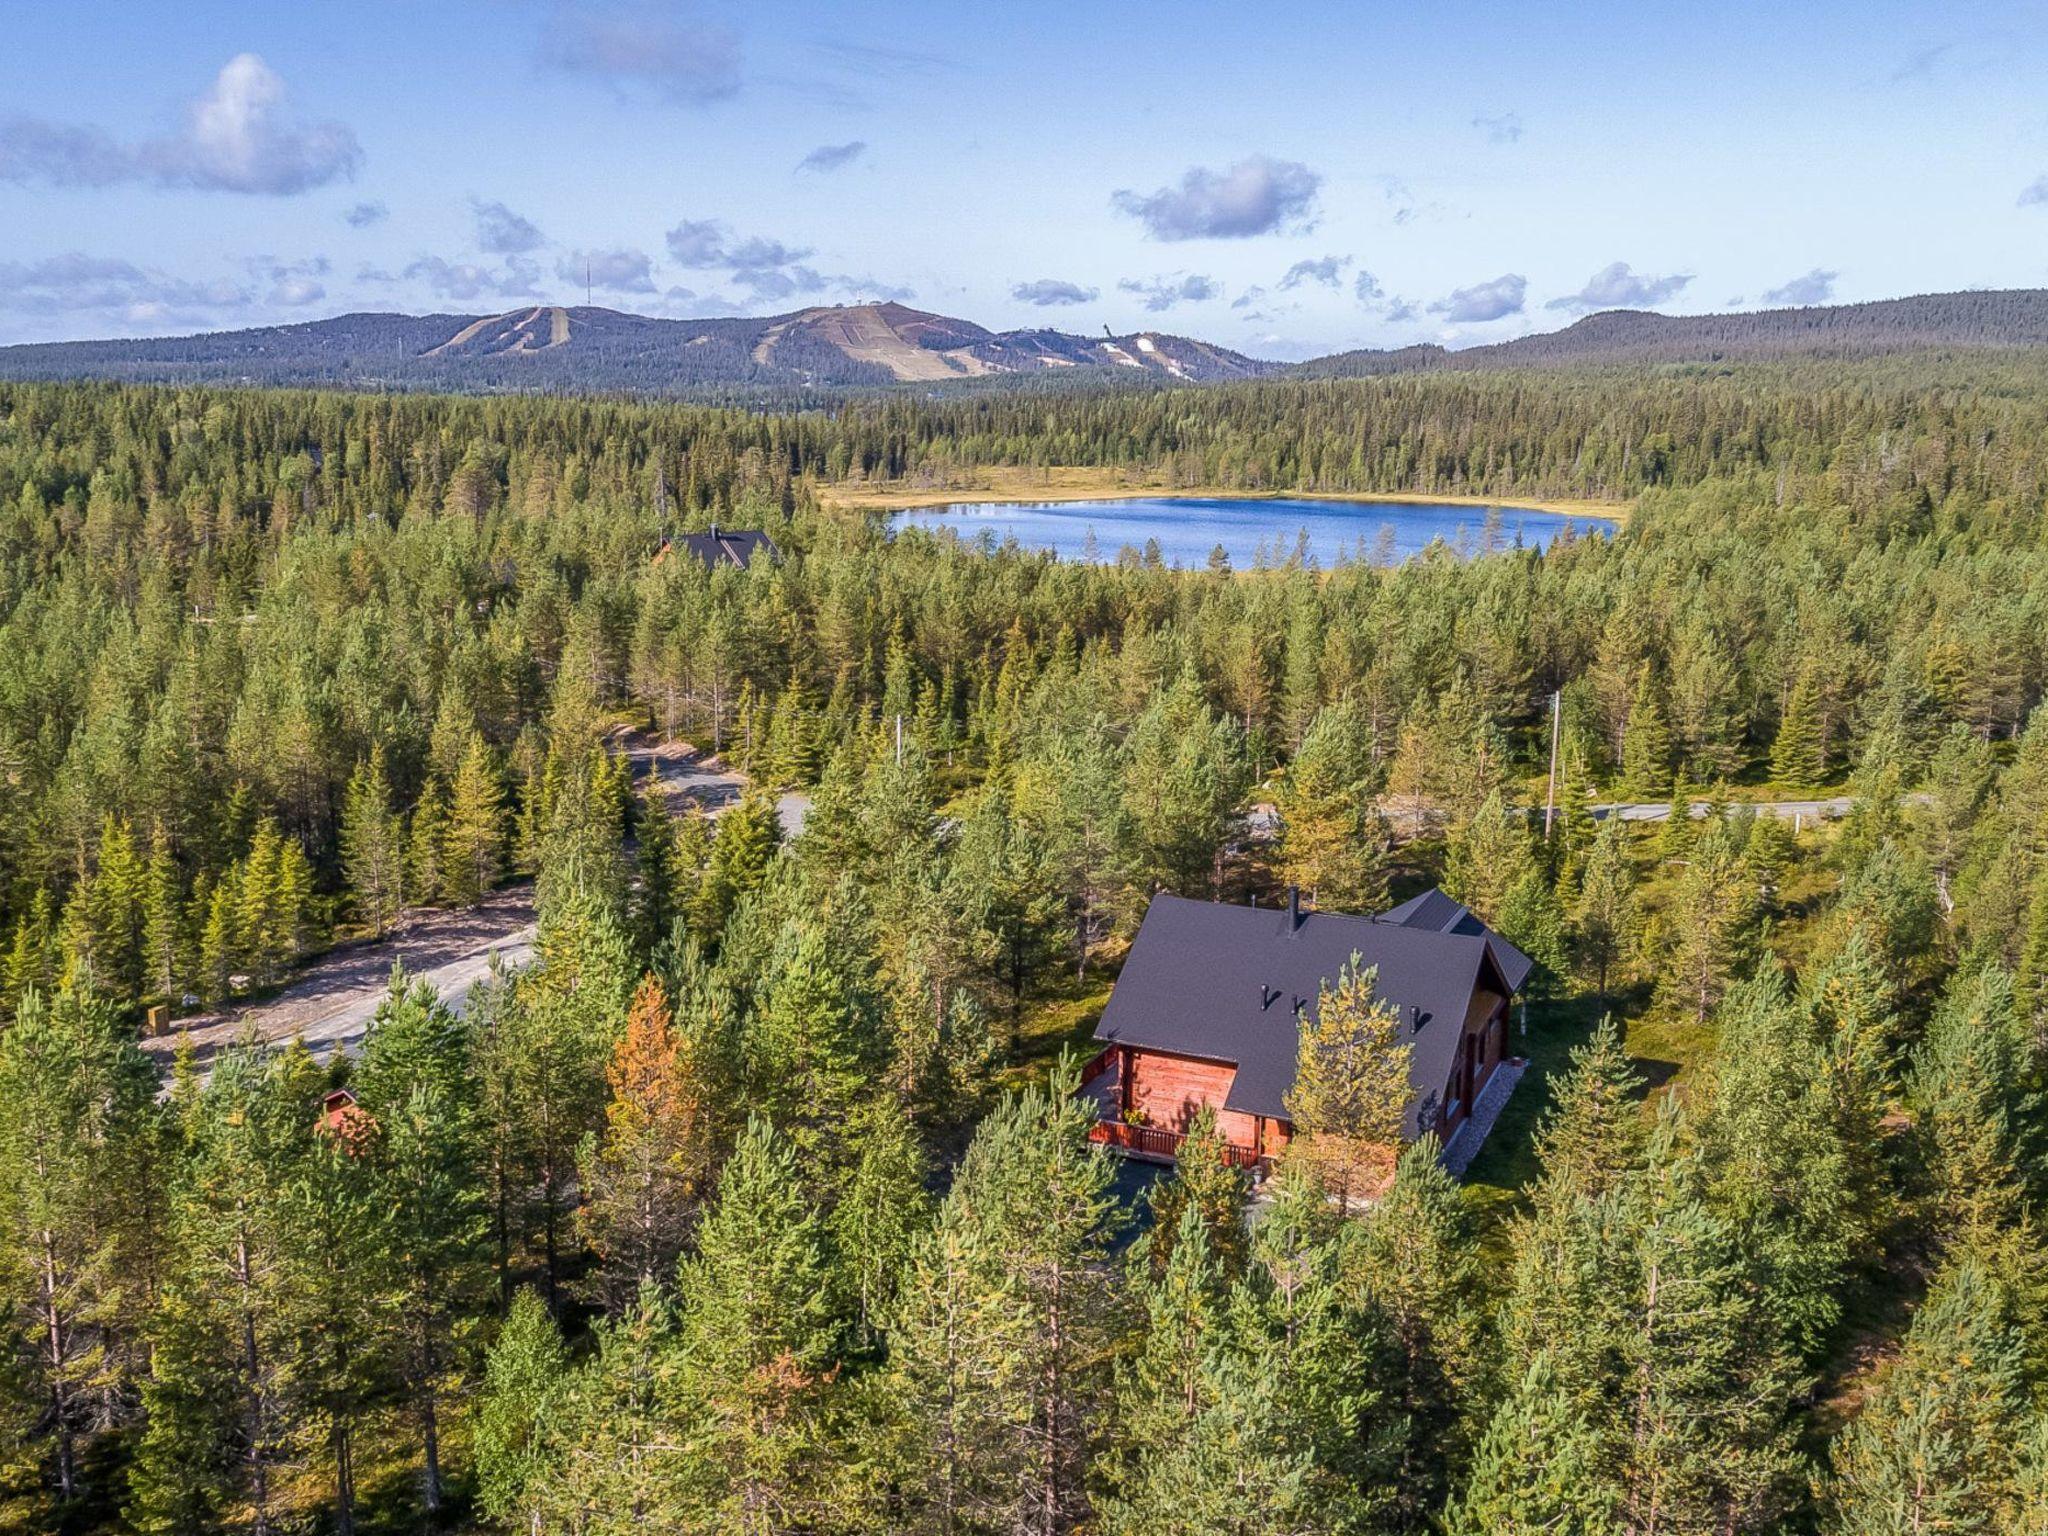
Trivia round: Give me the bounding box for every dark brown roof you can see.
[675,529,778,569]
[1092,890,1529,1134]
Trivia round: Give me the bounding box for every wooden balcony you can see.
[1086,1117,1273,1177]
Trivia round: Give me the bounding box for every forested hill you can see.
[0,300,1271,396]
[10,289,2048,399]
[1300,288,2048,376]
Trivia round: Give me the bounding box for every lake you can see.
[890,495,1610,568]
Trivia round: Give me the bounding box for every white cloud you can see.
[344,200,387,228]
[0,253,251,319]
[797,140,866,173]
[402,255,542,304]
[1763,268,1838,306]
[2019,176,2048,207]
[472,198,546,255]
[555,247,657,294]
[1011,278,1098,306]
[0,54,360,195]
[1117,273,1222,311]
[1112,154,1320,240]
[540,2,741,104]
[246,254,331,307]
[1546,260,1694,313]
[1472,112,1523,143]
[1278,254,1350,289]
[1429,273,1527,323]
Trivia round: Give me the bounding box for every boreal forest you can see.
[0,356,2047,1536]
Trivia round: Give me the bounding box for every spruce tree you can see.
[1274,702,1390,912]
[1620,669,1673,800]
[1572,817,1639,998]
[1769,662,1827,791]
[407,778,450,910]
[141,822,187,1000]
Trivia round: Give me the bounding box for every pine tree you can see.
[441,731,505,908]
[339,744,405,935]
[1097,1205,1230,1532]
[669,1118,841,1530]
[1274,702,1391,912]
[1823,1251,2032,1534]
[355,972,489,1517]
[1141,1106,1248,1283]
[474,1287,572,1534]
[1448,1353,1621,1536]
[0,986,157,1503]
[883,1061,1123,1534]
[1285,957,1412,1213]
[1572,817,1639,998]
[830,1093,932,1348]
[131,1042,326,1536]
[1346,1134,1487,1527]
[279,1104,397,1536]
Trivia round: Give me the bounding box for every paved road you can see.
[1248,795,1859,841]
[149,736,808,1073]
[1590,796,1857,824]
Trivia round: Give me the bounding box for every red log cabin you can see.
[1080,887,1532,1172]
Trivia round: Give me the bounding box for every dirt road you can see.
[141,886,537,1074]
[147,737,808,1073]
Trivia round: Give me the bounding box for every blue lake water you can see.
[891,495,1610,568]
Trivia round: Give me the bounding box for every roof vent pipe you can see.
[1287,885,1301,931]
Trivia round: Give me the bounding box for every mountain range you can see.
[3,289,2047,397]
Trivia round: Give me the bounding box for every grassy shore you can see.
[812,465,1629,522]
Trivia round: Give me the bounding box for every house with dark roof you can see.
[663,525,779,570]
[1081,887,1531,1172]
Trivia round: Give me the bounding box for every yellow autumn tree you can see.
[577,975,714,1309]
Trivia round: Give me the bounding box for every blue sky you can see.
[1,0,2045,357]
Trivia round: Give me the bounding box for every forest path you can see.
[143,734,807,1074]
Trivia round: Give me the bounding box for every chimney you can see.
[1286,884,1302,931]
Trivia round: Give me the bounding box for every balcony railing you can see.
[1088,1118,1273,1177]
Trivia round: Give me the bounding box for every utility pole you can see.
[1543,688,1562,840]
